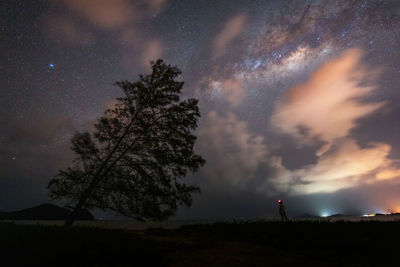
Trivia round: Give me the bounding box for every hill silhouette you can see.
[0,203,94,220]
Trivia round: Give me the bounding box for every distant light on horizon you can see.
[320,212,329,217]
[362,213,375,217]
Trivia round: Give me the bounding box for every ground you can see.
[1,220,399,266]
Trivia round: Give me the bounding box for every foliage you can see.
[48,60,205,222]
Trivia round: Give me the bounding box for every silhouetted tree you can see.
[48,60,205,226]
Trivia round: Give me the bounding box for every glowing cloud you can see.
[214,14,247,57]
[376,169,400,181]
[271,49,385,150]
[267,49,400,195]
[290,139,391,194]
[63,0,136,29]
[206,77,246,107]
[147,0,168,13]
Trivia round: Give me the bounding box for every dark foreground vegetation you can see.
[1,220,400,266]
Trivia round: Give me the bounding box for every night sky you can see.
[1,0,400,219]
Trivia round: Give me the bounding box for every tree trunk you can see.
[64,203,83,227]
[64,196,87,227]
[64,101,155,226]
[64,176,100,227]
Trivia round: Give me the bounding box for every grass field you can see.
[1,220,399,266]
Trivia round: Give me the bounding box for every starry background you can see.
[0,0,399,219]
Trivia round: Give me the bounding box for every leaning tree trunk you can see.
[64,100,158,226]
[64,174,101,226]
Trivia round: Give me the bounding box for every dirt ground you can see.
[2,220,400,266]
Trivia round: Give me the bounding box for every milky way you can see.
[0,0,399,218]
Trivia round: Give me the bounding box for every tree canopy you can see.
[48,60,205,225]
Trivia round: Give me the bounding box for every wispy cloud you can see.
[197,111,267,187]
[62,0,136,29]
[213,14,247,57]
[271,49,385,150]
[146,0,168,13]
[268,49,400,194]
[205,77,246,107]
[45,15,94,47]
[288,139,392,194]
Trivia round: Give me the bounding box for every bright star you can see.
[49,63,55,69]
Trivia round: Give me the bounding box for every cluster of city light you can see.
[319,208,400,218]
[362,213,376,217]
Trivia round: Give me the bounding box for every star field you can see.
[0,0,399,218]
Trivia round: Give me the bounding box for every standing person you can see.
[278,199,288,222]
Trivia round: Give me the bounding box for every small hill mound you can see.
[0,203,94,220]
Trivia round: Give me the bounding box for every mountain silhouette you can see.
[0,203,94,220]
